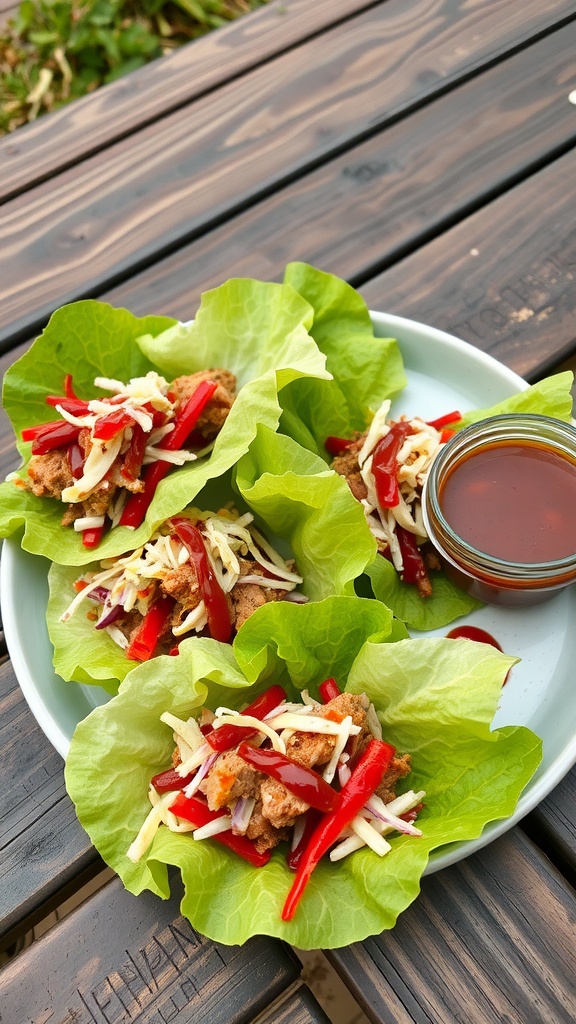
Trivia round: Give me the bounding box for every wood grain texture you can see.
[95,19,576,384]
[2,0,576,349]
[327,829,576,1024]
[359,147,576,381]
[0,872,302,1023]
[0,0,376,200]
[258,987,332,1024]
[526,766,576,884]
[0,658,96,944]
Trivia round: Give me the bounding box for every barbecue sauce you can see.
[439,440,576,563]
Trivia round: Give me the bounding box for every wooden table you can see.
[1,2,576,1021]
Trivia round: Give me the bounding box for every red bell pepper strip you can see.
[125,595,174,661]
[151,766,196,793]
[400,803,424,823]
[119,380,218,530]
[319,677,341,703]
[206,683,287,752]
[22,420,63,441]
[169,793,271,867]
[371,421,414,508]
[170,516,232,643]
[118,463,165,529]
[237,742,341,814]
[82,525,105,549]
[287,809,322,871]
[325,436,354,457]
[65,373,78,399]
[67,442,85,479]
[396,526,430,590]
[22,420,81,454]
[92,409,134,441]
[281,738,396,921]
[439,428,457,444]
[121,422,147,481]
[45,395,91,415]
[426,410,462,430]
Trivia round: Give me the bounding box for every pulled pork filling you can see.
[23,368,236,542]
[61,507,304,656]
[330,400,456,597]
[127,685,424,875]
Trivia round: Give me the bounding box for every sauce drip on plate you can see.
[446,625,502,650]
[446,625,511,683]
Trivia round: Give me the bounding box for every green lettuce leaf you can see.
[0,284,330,565]
[279,262,407,455]
[47,427,378,689]
[65,596,541,949]
[458,372,574,427]
[363,556,483,632]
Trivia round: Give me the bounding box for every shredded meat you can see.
[27,449,73,499]
[161,563,201,610]
[246,801,289,853]
[229,558,287,630]
[260,776,309,829]
[331,437,367,502]
[200,751,263,810]
[27,425,120,524]
[171,369,236,441]
[60,483,116,526]
[375,752,412,804]
[286,692,369,770]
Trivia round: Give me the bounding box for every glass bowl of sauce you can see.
[422,413,576,606]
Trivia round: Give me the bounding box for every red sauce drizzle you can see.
[446,625,511,684]
[446,625,502,649]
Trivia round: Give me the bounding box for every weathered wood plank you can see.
[358,147,576,383]
[93,20,576,387]
[2,0,576,348]
[0,0,376,200]
[258,987,332,1024]
[0,872,302,1024]
[327,829,576,1024]
[525,765,576,883]
[0,658,96,944]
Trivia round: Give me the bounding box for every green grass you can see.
[0,0,267,134]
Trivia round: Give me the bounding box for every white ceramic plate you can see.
[2,311,575,875]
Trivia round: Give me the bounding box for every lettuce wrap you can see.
[273,264,574,629]
[47,426,376,691]
[363,374,575,631]
[64,595,541,950]
[0,280,331,565]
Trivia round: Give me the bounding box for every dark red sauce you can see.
[439,441,576,563]
[446,625,511,684]
[446,625,502,650]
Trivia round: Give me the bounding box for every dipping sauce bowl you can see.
[422,413,576,606]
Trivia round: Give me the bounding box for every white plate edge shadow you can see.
[1,309,575,879]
